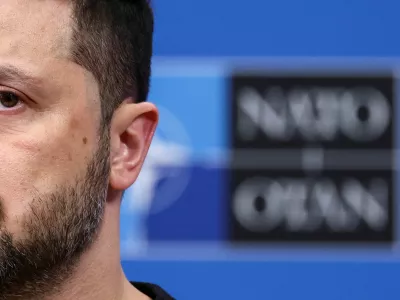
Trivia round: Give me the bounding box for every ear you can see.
[108,101,158,191]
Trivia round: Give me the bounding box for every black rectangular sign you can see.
[231,74,394,149]
[229,71,395,243]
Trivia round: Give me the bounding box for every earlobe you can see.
[108,102,158,191]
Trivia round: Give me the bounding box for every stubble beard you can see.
[0,133,110,300]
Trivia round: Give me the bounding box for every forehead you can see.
[0,0,73,60]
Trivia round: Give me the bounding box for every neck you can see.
[40,199,149,300]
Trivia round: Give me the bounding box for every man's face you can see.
[0,0,111,297]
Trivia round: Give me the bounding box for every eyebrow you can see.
[0,65,44,90]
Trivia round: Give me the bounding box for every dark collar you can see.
[131,282,175,300]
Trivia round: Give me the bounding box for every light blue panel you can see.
[148,74,227,156]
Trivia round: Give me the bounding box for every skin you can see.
[0,0,158,299]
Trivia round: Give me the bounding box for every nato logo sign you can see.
[228,70,395,243]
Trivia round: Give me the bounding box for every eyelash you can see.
[0,86,26,99]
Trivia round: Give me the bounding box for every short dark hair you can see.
[70,0,154,130]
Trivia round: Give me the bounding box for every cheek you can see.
[0,146,40,232]
[0,115,97,228]
[0,149,31,202]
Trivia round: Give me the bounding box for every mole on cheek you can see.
[83,137,87,145]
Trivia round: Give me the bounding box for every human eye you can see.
[0,89,25,113]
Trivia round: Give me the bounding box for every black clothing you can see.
[131,282,175,300]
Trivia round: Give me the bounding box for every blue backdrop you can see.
[121,1,400,299]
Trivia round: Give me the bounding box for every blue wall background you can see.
[152,0,400,57]
[121,1,400,299]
